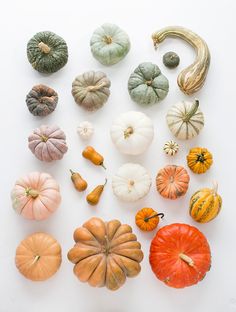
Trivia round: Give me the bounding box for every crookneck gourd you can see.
[152,26,211,95]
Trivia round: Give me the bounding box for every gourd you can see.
[152,26,211,95]
[149,223,211,288]
[28,125,68,162]
[90,23,130,66]
[163,140,179,156]
[128,62,169,105]
[11,172,61,220]
[77,121,94,140]
[163,51,180,69]
[67,217,143,290]
[156,165,190,200]
[27,31,68,74]
[187,147,213,174]
[70,170,87,192]
[82,146,106,169]
[72,71,111,112]
[189,182,222,223]
[110,111,154,155]
[86,179,107,205]
[26,84,58,116]
[15,232,62,281]
[166,99,204,140]
[112,163,152,202]
[135,208,164,231]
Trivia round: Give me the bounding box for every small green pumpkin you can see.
[163,52,180,69]
[90,23,130,66]
[27,31,68,74]
[128,62,169,105]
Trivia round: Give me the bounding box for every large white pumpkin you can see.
[112,163,152,202]
[110,111,154,155]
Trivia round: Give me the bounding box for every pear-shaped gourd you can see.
[86,179,107,205]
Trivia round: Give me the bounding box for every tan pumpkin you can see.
[67,217,144,290]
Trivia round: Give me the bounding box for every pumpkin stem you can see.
[87,82,107,92]
[212,181,218,195]
[183,99,199,122]
[38,42,51,54]
[146,80,153,86]
[101,163,106,170]
[40,135,48,142]
[152,37,159,50]
[124,126,134,139]
[26,188,39,198]
[144,213,164,222]
[104,35,113,44]
[103,178,108,186]
[179,253,194,267]
[32,255,40,264]
[70,169,75,175]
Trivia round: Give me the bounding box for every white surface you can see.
[0,1,235,311]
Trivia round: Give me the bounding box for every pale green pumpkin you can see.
[90,23,130,66]
[128,62,169,106]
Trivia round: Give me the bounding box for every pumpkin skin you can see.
[11,172,61,220]
[28,125,68,162]
[26,84,58,116]
[187,147,213,174]
[149,223,211,288]
[67,217,143,291]
[15,232,62,281]
[27,31,68,74]
[189,183,222,223]
[72,71,111,112]
[156,165,190,200]
[135,208,164,232]
[128,62,169,105]
[90,23,130,66]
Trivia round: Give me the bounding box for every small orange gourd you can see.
[187,147,213,174]
[70,169,87,192]
[82,146,106,169]
[86,179,107,205]
[135,208,164,231]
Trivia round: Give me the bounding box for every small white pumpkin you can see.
[77,121,94,140]
[112,163,152,202]
[110,111,154,155]
[163,140,179,156]
[166,99,204,140]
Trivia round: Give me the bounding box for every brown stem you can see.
[146,80,153,86]
[38,42,51,54]
[212,181,218,195]
[70,169,75,175]
[32,255,40,264]
[144,213,164,222]
[104,35,112,44]
[183,99,199,122]
[101,163,106,170]
[124,126,134,139]
[103,178,108,186]
[40,135,48,142]
[179,253,194,267]
[87,82,106,92]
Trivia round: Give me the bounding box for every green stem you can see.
[144,213,164,222]
[101,163,106,170]
[25,188,39,198]
[183,99,199,122]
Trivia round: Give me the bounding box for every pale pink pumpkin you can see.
[11,172,61,220]
[28,125,68,162]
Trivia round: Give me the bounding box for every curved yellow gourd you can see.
[152,26,210,95]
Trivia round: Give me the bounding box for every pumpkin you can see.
[77,121,94,140]
[149,223,211,288]
[163,140,179,156]
[187,147,213,174]
[128,62,169,105]
[110,111,154,155]
[152,26,210,95]
[163,51,180,68]
[135,208,164,232]
[27,31,68,73]
[26,84,58,117]
[90,23,130,66]
[112,163,152,202]
[166,99,204,140]
[67,217,143,290]
[11,172,61,220]
[70,170,88,192]
[156,165,190,200]
[72,71,111,112]
[28,125,68,162]
[15,232,62,281]
[86,179,107,206]
[82,146,106,169]
[189,182,222,223]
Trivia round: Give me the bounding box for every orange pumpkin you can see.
[149,223,211,288]
[187,147,213,174]
[156,165,190,199]
[135,208,164,231]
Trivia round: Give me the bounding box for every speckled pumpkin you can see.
[90,23,130,66]
[128,62,169,105]
[72,71,111,112]
[27,31,68,73]
[26,84,58,116]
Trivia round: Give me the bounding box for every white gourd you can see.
[77,121,94,140]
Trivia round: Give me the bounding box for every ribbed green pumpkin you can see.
[27,31,68,73]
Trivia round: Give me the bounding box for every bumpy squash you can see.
[187,147,213,174]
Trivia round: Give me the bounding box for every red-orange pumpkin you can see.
[149,223,211,288]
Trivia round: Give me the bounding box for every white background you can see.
[0,0,235,311]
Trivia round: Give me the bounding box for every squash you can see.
[152,26,210,95]
[156,165,190,200]
[135,208,164,231]
[26,84,58,116]
[15,232,62,281]
[82,146,106,169]
[163,51,180,68]
[149,223,211,288]
[189,182,222,223]
[67,217,143,290]
[110,111,154,155]
[163,140,179,156]
[86,179,107,205]
[77,121,94,140]
[28,125,68,162]
[72,71,111,112]
[11,172,61,220]
[112,163,152,202]
[27,31,68,73]
[90,23,130,66]
[70,170,87,192]
[166,99,204,140]
[128,62,169,105]
[187,147,213,174]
